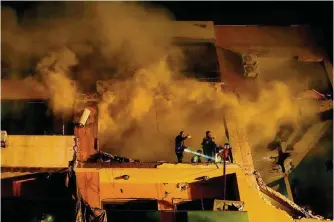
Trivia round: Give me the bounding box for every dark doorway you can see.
[188,173,240,204]
[168,42,221,82]
[176,198,214,211]
[103,199,160,222]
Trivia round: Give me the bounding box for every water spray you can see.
[184,148,216,161]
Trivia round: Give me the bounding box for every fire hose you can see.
[184,147,229,163]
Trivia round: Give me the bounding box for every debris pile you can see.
[86,151,140,164]
[68,144,108,222]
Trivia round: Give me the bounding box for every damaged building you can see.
[1,20,333,222]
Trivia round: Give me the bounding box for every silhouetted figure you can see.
[175,131,191,163]
[201,131,217,162]
[222,142,233,163]
[277,147,291,173]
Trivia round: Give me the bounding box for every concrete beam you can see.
[284,174,294,202]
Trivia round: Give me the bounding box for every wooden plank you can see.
[283,174,294,202]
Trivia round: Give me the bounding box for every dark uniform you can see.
[201,137,217,162]
[175,134,189,163]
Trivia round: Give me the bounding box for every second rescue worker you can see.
[201,131,217,162]
[175,131,191,163]
[191,150,203,163]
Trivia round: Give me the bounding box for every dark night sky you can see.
[2,1,333,60]
[159,1,333,61]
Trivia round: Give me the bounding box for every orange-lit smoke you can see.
[97,60,320,161]
[35,47,78,115]
[1,2,321,162]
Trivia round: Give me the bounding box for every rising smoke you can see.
[1,2,321,162]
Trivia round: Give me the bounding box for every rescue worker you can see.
[175,131,191,163]
[222,142,233,163]
[191,150,203,163]
[201,131,217,162]
[214,145,223,163]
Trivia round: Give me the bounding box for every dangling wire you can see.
[223,110,230,142]
[153,92,160,133]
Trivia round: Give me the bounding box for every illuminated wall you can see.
[76,164,300,222]
[1,135,74,167]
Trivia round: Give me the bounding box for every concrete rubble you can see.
[254,171,327,221]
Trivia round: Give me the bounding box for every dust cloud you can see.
[1,2,321,162]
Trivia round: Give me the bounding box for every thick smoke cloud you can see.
[36,47,78,115]
[1,2,321,162]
